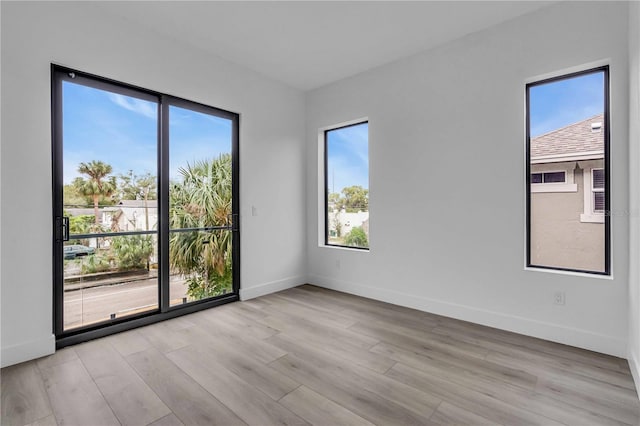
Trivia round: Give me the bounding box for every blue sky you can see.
[326,122,369,194]
[529,71,604,137]
[62,81,231,184]
[63,71,599,191]
[168,105,231,181]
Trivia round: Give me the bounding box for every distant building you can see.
[104,200,158,232]
[530,114,604,271]
[66,199,158,233]
[328,208,369,240]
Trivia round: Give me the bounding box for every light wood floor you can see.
[2,284,639,426]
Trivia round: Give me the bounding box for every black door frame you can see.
[51,65,240,348]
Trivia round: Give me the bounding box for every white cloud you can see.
[108,93,157,119]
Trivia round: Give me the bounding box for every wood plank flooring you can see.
[2,284,639,425]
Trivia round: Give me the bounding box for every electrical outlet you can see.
[251,206,258,217]
[336,259,341,269]
[553,291,566,306]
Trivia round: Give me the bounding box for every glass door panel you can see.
[60,78,159,331]
[168,104,234,306]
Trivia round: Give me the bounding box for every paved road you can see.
[63,276,190,330]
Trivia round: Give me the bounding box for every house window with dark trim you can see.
[531,171,566,184]
[592,168,605,213]
[324,121,369,250]
[526,66,609,275]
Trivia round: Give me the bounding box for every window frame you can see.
[525,65,610,276]
[323,121,370,251]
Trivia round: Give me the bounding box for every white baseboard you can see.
[308,274,626,358]
[1,334,55,368]
[628,350,640,398]
[240,275,306,301]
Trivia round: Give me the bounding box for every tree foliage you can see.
[64,183,89,207]
[69,214,94,235]
[119,171,157,230]
[341,185,369,212]
[68,214,94,246]
[111,235,154,271]
[328,192,341,207]
[169,155,233,300]
[76,161,117,225]
[345,226,369,248]
[119,171,157,201]
[328,185,369,213]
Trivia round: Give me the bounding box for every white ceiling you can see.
[99,1,556,91]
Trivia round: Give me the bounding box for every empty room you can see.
[3,1,640,425]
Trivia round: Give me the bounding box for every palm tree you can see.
[76,161,117,226]
[169,154,232,299]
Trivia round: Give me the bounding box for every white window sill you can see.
[531,183,577,193]
[580,213,605,223]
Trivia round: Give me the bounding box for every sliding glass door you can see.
[52,66,239,345]
[166,101,237,307]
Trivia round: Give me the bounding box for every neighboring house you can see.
[104,199,158,232]
[66,200,158,233]
[66,200,158,254]
[530,113,604,272]
[328,209,369,240]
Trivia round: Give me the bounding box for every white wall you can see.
[628,0,640,391]
[306,1,630,357]
[0,2,307,367]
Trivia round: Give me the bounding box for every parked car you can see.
[64,244,95,259]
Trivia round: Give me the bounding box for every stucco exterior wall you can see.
[530,160,605,272]
[328,210,369,237]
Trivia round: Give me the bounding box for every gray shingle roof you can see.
[531,113,604,159]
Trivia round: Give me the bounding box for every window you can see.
[526,66,609,275]
[592,168,605,213]
[324,121,369,249]
[530,167,578,193]
[531,171,566,184]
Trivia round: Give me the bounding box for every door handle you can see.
[227,213,239,231]
[56,216,70,242]
[62,216,70,242]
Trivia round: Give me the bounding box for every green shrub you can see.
[345,226,369,248]
[185,263,232,301]
[111,235,153,271]
[69,214,94,234]
[81,254,111,274]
